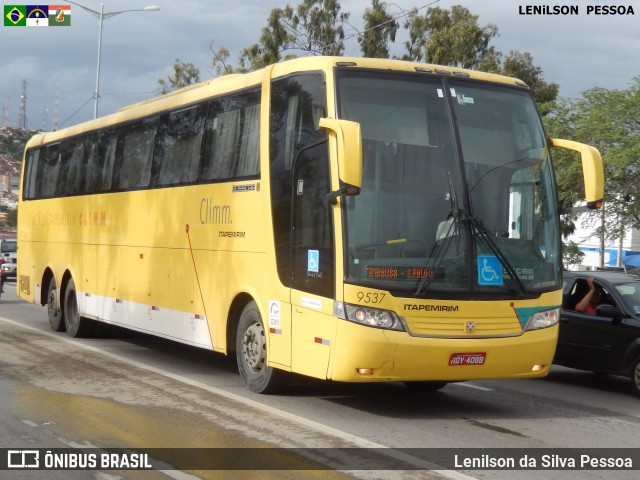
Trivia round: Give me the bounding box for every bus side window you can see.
[236,102,260,178]
[114,117,159,190]
[38,144,61,198]
[83,135,100,194]
[58,139,84,196]
[98,129,118,192]
[23,148,40,200]
[157,105,206,186]
[201,89,261,182]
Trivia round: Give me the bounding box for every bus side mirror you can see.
[319,118,362,204]
[550,138,604,213]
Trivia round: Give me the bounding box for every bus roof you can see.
[26,56,529,148]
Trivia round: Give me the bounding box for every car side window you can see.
[565,278,617,313]
[565,279,588,311]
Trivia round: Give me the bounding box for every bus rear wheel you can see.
[47,277,65,332]
[63,278,95,338]
[236,301,287,394]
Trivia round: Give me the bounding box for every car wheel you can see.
[631,356,640,398]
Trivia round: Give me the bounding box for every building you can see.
[566,211,640,270]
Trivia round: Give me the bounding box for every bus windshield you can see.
[337,70,561,297]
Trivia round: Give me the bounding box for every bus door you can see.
[290,141,337,379]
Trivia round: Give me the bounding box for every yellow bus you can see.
[18,57,603,393]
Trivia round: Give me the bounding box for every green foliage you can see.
[359,0,398,58]
[234,0,350,72]
[157,58,201,94]
[0,205,18,228]
[400,6,557,110]
[499,51,559,113]
[403,5,498,69]
[545,78,640,242]
[562,242,585,270]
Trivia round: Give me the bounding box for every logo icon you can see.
[464,321,476,333]
[7,450,40,468]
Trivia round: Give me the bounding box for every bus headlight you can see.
[525,307,560,331]
[335,302,404,331]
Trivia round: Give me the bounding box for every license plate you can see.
[449,352,486,366]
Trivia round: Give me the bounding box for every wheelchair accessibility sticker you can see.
[478,254,503,286]
[308,249,320,273]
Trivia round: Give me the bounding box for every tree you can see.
[574,79,640,234]
[545,77,640,248]
[157,58,200,95]
[288,0,350,56]
[562,242,585,270]
[403,5,498,69]
[359,0,398,58]
[499,51,559,114]
[542,99,584,236]
[230,1,350,72]
[238,7,295,72]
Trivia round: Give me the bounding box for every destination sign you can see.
[365,266,444,280]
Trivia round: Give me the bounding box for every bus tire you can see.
[236,301,287,394]
[47,277,65,332]
[63,278,95,338]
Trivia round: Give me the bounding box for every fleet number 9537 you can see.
[355,292,386,304]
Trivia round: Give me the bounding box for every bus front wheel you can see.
[63,278,95,338]
[47,277,65,332]
[236,301,287,394]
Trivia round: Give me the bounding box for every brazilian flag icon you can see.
[4,5,26,26]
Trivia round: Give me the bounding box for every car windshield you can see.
[1,240,16,253]
[614,282,640,315]
[336,70,561,298]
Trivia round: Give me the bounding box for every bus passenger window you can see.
[38,144,61,198]
[116,118,158,190]
[201,89,261,182]
[97,130,118,192]
[58,140,84,196]
[158,106,206,186]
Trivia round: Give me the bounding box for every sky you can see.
[0,0,638,131]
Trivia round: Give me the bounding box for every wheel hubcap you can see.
[47,290,57,318]
[242,321,265,374]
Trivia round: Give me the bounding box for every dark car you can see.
[556,271,640,397]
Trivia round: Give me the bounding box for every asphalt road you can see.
[1,281,639,480]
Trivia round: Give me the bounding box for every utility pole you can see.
[53,78,61,130]
[18,80,27,130]
[2,96,9,126]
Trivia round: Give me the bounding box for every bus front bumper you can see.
[328,320,558,383]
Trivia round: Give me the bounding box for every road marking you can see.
[452,382,493,391]
[0,315,477,479]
